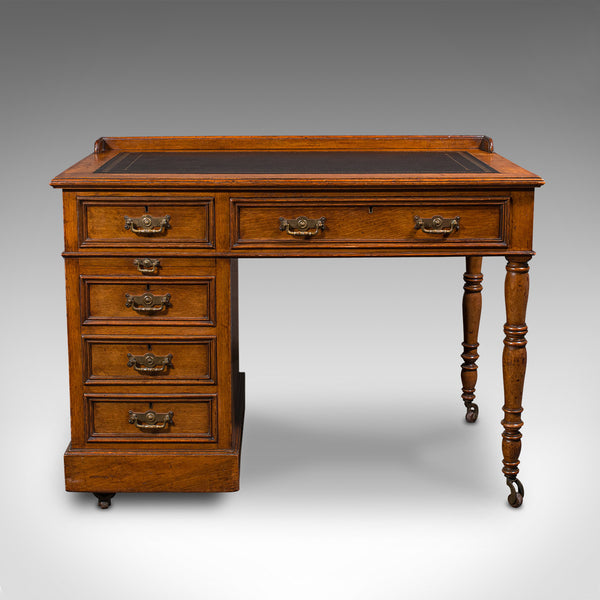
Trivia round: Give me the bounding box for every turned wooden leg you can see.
[502,256,530,508]
[93,493,115,509]
[461,256,483,423]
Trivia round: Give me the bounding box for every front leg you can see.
[461,256,483,422]
[502,256,530,507]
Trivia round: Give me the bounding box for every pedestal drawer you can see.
[81,277,215,325]
[83,337,216,385]
[78,195,214,248]
[77,257,216,277]
[86,394,217,443]
[231,196,509,249]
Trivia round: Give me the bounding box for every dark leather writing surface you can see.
[96,151,497,174]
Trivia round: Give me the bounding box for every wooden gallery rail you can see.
[51,135,544,509]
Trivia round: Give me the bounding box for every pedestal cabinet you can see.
[59,190,243,508]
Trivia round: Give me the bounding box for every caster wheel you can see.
[465,403,479,423]
[506,478,524,508]
[93,493,115,509]
[508,492,524,508]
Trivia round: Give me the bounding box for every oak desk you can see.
[51,135,544,508]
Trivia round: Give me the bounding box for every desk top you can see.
[51,135,544,189]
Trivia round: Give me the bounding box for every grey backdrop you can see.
[1,1,598,599]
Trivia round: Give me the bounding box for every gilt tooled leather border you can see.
[95,151,498,175]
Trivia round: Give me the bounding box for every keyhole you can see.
[147,344,152,351]
[144,205,149,212]
[368,206,374,214]
[148,402,153,409]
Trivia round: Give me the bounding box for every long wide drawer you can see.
[85,393,217,443]
[231,196,509,249]
[83,336,216,385]
[81,276,215,325]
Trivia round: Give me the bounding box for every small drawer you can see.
[78,195,214,248]
[84,337,216,385]
[78,256,216,277]
[86,394,216,443]
[81,276,215,325]
[231,196,509,249]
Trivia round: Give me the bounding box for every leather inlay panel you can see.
[95,151,498,174]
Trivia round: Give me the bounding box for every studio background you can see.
[1,1,598,599]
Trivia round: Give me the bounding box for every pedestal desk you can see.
[51,136,544,508]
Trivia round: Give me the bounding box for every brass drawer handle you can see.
[279,216,326,237]
[127,352,173,373]
[133,258,161,274]
[124,214,170,234]
[125,292,171,313]
[414,215,460,235]
[128,409,173,431]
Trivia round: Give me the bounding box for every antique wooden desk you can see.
[51,136,544,508]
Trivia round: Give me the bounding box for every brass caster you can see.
[506,478,524,508]
[93,493,116,509]
[465,402,479,423]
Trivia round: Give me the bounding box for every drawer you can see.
[78,256,215,277]
[85,394,216,443]
[78,195,214,248]
[80,276,215,325]
[231,196,509,249]
[84,337,216,385]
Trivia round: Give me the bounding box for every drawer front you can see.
[84,337,216,385]
[78,256,216,277]
[81,276,215,325]
[86,394,216,443]
[231,197,509,249]
[79,196,214,248]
